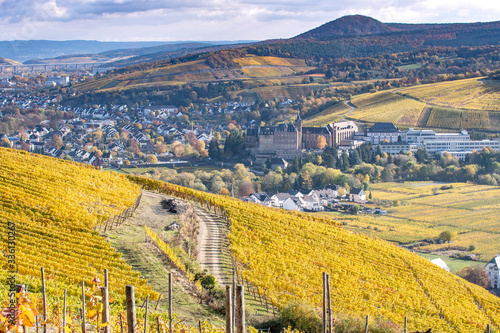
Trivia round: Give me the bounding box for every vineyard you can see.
[3,148,500,333]
[398,78,500,111]
[318,182,500,261]
[0,147,156,306]
[348,91,426,126]
[130,176,500,333]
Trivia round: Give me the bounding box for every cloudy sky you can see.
[1,0,500,41]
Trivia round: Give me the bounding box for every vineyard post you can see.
[225,286,233,333]
[126,285,137,333]
[102,287,110,333]
[119,313,124,333]
[198,320,202,333]
[168,273,173,333]
[63,289,67,333]
[322,272,326,333]
[235,285,245,333]
[155,294,162,311]
[41,268,47,333]
[364,315,369,333]
[156,317,161,333]
[232,269,236,330]
[105,269,109,289]
[487,324,491,333]
[143,296,149,333]
[404,316,407,333]
[81,281,86,333]
[327,274,332,333]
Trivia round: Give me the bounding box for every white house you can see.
[431,258,450,272]
[350,188,366,202]
[485,255,500,289]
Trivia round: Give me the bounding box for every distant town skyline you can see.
[1,0,500,41]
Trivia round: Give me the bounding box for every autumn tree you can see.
[147,155,158,164]
[218,188,231,196]
[456,266,491,289]
[1,138,12,148]
[51,134,63,149]
[173,143,185,157]
[238,181,255,197]
[316,135,327,149]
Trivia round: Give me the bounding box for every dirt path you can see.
[143,191,231,285]
[107,191,224,326]
[194,206,231,285]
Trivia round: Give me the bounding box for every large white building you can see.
[402,128,470,144]
[373,125,500,160]
[485,255,500,289]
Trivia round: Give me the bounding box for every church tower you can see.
[295,112,303,149]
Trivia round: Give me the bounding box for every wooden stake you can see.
[156,316,161,333]
[155,294,162,311]
[364,315,369,333]
[143,296,149,333]
[63,289,67,333]
[225,286,233,333]
[326,274,332,333]
[404,316,407,333]
[322,272,326,333]
[126,285,137,333]
[104,269,109,289]
[487,324,491,333]
[168,273,173,333]
[198,320,202,333]
[41,268,47,333]
[81,281,86,333]
[235,285,245,333]
[119,313,124,333]
[102,287,111,333]
[232,270,236,332]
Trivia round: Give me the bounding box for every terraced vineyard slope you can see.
[339,78,500,131]
[0,148,156,303]
[132,177,500,333]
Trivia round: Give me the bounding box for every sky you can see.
[1,0,500,41]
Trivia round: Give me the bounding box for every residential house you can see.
[486,255,500,289]
[350,188,366,202]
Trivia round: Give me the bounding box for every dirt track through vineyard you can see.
[143,191,230,285]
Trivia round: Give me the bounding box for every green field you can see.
[316,182,500,261]
[417,253,483,273]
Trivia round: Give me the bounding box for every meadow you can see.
[317,182,500,261]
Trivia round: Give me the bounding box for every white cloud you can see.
[1,0,499,41]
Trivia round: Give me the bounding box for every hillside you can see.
[132,176,500,333]
[295,15,396,39]
[72,54,315,93]
[306,77,500,131]
[316,182,500,260]
[0,57,21,65]
[0,148,155,303]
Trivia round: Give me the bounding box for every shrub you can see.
[278,302,322,333]
[437,230,457,242]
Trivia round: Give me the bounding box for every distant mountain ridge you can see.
[0,40,257,63]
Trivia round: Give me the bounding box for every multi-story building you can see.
[365,122,400,144]
[402,128,470,144]
[247,115,358,160]
[331,121,359,146]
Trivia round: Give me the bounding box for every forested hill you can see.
[295,15,396,39]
